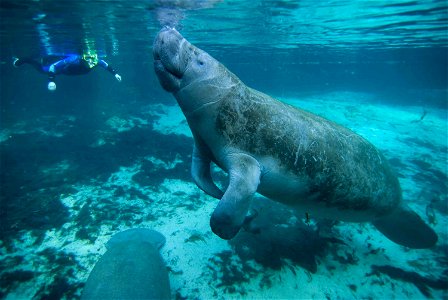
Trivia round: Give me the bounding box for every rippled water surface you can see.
[1,0,447,58]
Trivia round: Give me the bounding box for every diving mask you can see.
[82,52,99,68]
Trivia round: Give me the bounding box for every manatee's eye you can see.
[197,53,205,66]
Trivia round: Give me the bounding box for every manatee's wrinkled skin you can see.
[153,28,437,249]
[81,229,170,300]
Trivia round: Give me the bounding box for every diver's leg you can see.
[13,57,43,72]
[41,55,65,66]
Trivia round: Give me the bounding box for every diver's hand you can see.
[115,74,122,82]
[48,82,56,91]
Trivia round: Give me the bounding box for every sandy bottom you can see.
[1,91,447,299]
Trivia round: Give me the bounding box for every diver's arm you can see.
[46,57,74,91]
[47,60,65,91]
[47,69,56,91]
[98,60,121,81]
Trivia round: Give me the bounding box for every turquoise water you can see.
[1,0,447,299]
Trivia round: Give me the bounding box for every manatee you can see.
[81,228,170,300]
[153,28,438,249]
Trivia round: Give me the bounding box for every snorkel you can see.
[82,50,99,68]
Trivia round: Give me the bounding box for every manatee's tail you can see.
[106,228,166,250]
[372,206,438,249]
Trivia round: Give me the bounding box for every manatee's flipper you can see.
[210,153,261,240]
[191,142,224,199]
[372,206,438,249]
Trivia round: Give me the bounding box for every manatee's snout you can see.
[153,27,186,79]
[153,27,182,59]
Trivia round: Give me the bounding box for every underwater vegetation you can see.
[0,247,83,299]
[0,114,193,249]
[206,250,256,296]
[367,265,448,298]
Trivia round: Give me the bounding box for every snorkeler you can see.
[12,51,122,91]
